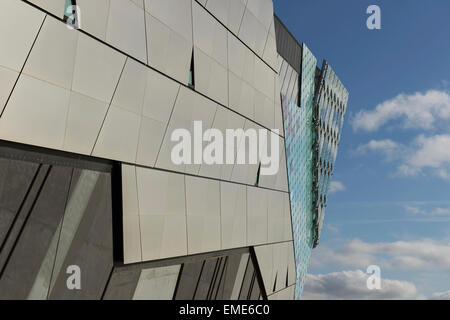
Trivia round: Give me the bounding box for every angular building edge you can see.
[0,0,347,300]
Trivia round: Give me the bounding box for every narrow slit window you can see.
[255,163,261,186]
[188,50,195,88]
[273,272,278,292]
[64,0,79,29]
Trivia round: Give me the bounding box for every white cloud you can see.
[431,290,450,300]
[404,206,426,215]
[356,139,402,160]
[302,270,419,300]
[329,181,346,194]
[352,90,450,132]
[357,135,450,179]
[405,205,450,216]
[311,239,450,271]
[434,208,450,215]
[400,134,450,178]
[327,224,340,234]
[357,139,399,153]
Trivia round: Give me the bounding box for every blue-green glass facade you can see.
[312,62,349,247]
[279,41,348,298]
[282,45,317,299]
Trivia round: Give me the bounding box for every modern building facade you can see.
[0,0,347,300]
[274,16,348,298]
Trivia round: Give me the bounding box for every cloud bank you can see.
[356,135,450,179]
[302,270,419,300]
[329,181,346,194]
[352,90,450,132]
[311,239,450,271]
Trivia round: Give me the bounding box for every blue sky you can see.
[274,0,450,299]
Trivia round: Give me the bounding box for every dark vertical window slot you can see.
[273,272,278,292]
[255,163,262,186]
[286,268,289,287]
[188,50,195,89]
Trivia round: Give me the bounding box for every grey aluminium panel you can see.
[274,15,302,74]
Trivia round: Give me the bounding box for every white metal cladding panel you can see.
[72,33,127,103]
[253,42,275,100]
[122,165,293,268]
[227,31,278,130]
[28,0,65,18]
[93,59,171,166]
[253,89,274,129]
[284,193,293,242]
[253,244,273,294]
[23,16,78,90]
[0,1,289,194]
[89,57,181,165]
[185,176,221,255]
[76,0,110,40]
[268,285,295,300]
[122,164,142,264]
[272,242,289,291]
[228,33,256,120]
[246,186,268,246]
[106,0,147,63]
[74,0,146,64]
[264,186,292,242]
[0,0,45,72]
[193,2,228,68]
[274,75,284,136]
[205,0,248,36]
[277,141,290,192]
[144,0,193,84]
[133,265,181,300]
[92,104,142,163]
[267,190,285,243]
[192,2,229,105]
[246,0,274,31]
[220,181,247,250]
[0,67,19,116]
[135,116,167,167]
[63,92,109,155]
[33,0,192,84]
[258,133,289,192]
[228,32,255,86]
[27,0,278,86]
[229,121,261,185]
[238,8,267,58]
[0,74,70,150]
[145,0,192,42]
[287,241,296,285]
[262,25,278,73]
[131,0,144,8]
[200,0,277,71]
[155,86,218,173]
[228,71,255,120]
[136,166,188,261]
[254,241,296,298]
[111,58,148,115]
[194,47,229,107]
[197,107,246,180]
[142,68,180,123]
[145,12,192,84]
